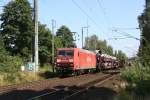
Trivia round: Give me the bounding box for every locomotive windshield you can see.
[58,50,74,56]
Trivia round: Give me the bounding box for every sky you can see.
[0,0,145,57]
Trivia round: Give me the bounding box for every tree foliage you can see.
[84,35,98,50]
[0,0,33,59]
[0,0,68,66]
[84,35,114,55]
[120,1,150,96]
[121,59,150,95]
[54,37,63,48]
[38,23,52,65]
[138,0,150,65]
[84,34,127,60]
[0,38,23,73]
[0,0,78,85]
[115,50,127,60]
[56,25,76,48]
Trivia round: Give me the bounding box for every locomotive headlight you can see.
[69,59,73,62]
[57,59,61,62]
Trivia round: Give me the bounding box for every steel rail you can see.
[62,74,116,100]
[27,74,116,100]
[27,89,64,100]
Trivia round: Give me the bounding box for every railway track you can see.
[27,74,117,100]
[0,69,120,100]
[0,73,100,95]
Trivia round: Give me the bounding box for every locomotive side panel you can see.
[73,48,80,70]
[75,49,96,70]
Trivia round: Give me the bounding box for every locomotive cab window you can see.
[66,51,74,56]
[58,50,74,57]
[58,50,66,56]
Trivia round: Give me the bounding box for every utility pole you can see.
[34,0,39,72]
[71,32,77,47]
[95,39,97,51]
[81,27,88,49]
[86,21,89,49]
[81,27,84,48]
[52,19,56,72]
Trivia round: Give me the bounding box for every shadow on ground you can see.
[0,85,118,100]
[38,71,57,79]
[102,69,120,75]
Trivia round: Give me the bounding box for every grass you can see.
[0,72,43,86]
[0,64,55,86]
[39,64,54,72]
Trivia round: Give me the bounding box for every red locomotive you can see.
[55,48,120,75]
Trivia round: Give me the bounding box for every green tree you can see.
[84,35,98,50]
[38,23,64,65]
[116,50,127,60]
[97,40,107,53]
[56,25,76,47]
[138,0,150,65]
[0,38,22,73]
[0,0,64,66]
[84,35,113,55]
[38,23,52,65]
[54,36,63,49]
[114,50,118,57]
[0,0,33,59]
[0,38,7,56]
[106,45,113,55]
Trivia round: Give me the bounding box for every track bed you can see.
[0,70,120,100]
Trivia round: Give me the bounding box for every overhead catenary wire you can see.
[72,0,104,34]
[112,27,140,30]
[96,0,140,42]
[107,37,135,40]
[96,0,113,28]
[80,0,117,41]
[96,0,106,15]
[107,34,140,41]
[81,0,102,22]
[81,0,106,30]
[112,29,140,41]
[96,0,119,40]
[80,0,104,43]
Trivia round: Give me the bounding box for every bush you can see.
[0,55,23,85]
[0,42,23,84]
[120,60,150,95]
[0,55,23,73]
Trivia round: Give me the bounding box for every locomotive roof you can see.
[57,48,95,54]
[57,48,75,50]
[79,48,95,54]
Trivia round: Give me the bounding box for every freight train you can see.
[55,48,123,76]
